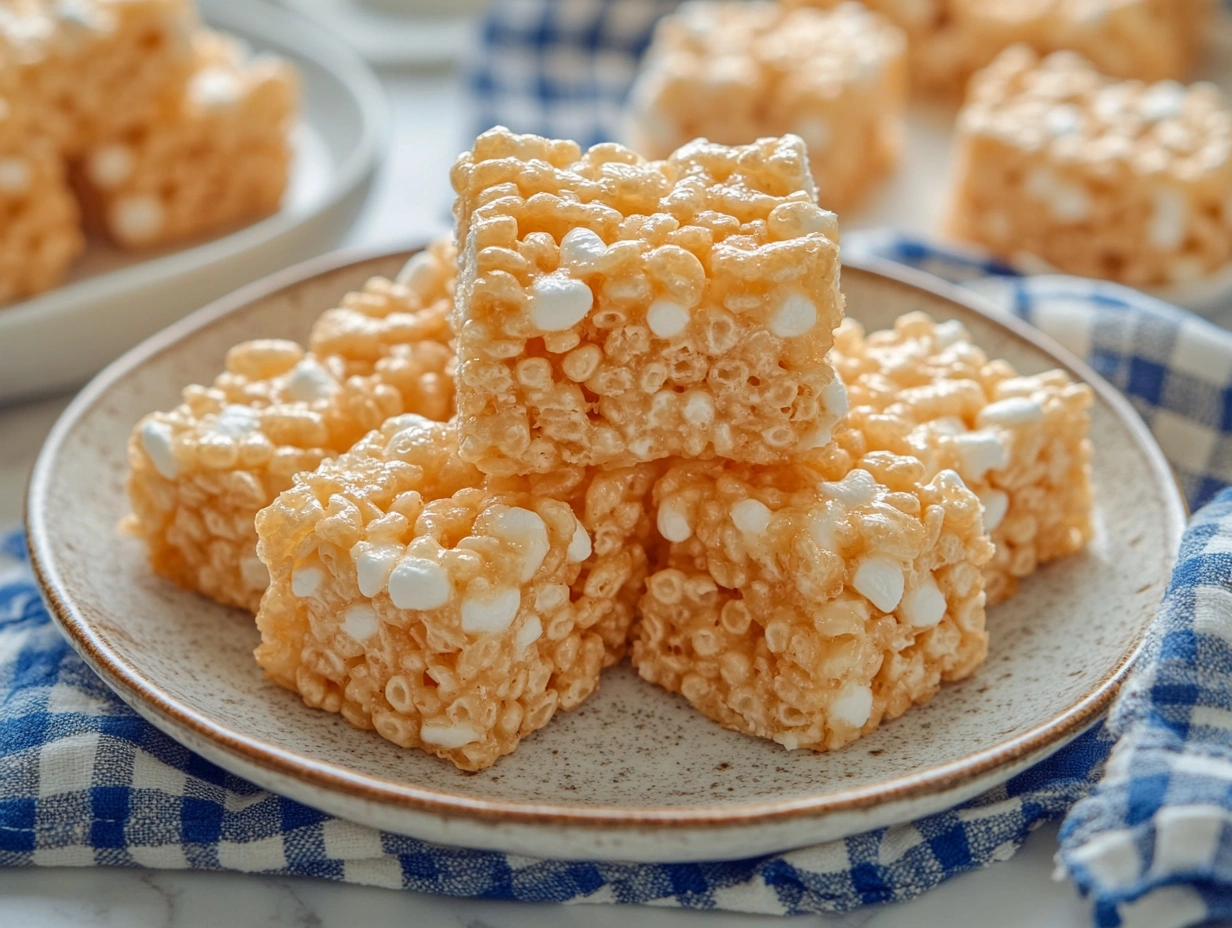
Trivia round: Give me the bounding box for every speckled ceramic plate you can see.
[26,245,1185,863]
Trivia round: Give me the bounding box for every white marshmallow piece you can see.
[830,682,873,729]
[819,469,877,506]
[647,298,689,338]
[852,555,905,613]
[953,429,1010,480]
[461,587,521,634]
[977,397,1043,428]
[978,488,1010,533]
[343,603,380,642]
[139,420,178,478]
[211,404,261,438]
[419,722,481,749]
[240,555,269,592]
[515,614,543,654]
[352,542,402,598]
[395,251,441,292]
[291,563,325,599]
[388,556,451,610]
[681,391,715,426]
[807,506,841,551]
[899,574,947,628]
[1025,167,1091,223]
[0,157,30,194]
[822,375,849,418]
[286,358,336,402]
[567,522,592,562]
[730,498,772,536]
[530,276,593,332]
[189,66,242,109]
[87,144,134,190]
[769,290,818,338]
[490,507,550,583]
[657,496,693,543]
[559,227,607,271]
[112,194,166,244]
[1149,188,1188,251]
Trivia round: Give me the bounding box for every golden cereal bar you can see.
[946,46,1232,286]
[125,244,456,612]
[833,312,1093,605]
[782,0,1214,95]
[77,32,297,250]
[0,89,82,304]
[625,1,907,213]
[0,0,197,156]
[450,127,847,475]
[254,414,657,771]
[633,430,993,753]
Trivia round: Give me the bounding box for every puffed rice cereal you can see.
[832,311,1094,604]
[782,0,1214,95]
[77,31,297,250]
[254,414,657,770]
[633,427,994,753]
[450,126,847,475]
[625,1,907,213]
[946,46,1232,286]
[124,243,457,612]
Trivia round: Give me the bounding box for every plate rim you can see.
[0,0,388,330]
[25,243,1187,830]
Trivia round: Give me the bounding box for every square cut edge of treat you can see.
[633,437,995,754]
[254,413,657,771]
[450,126,848,475]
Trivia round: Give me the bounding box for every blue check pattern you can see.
[3,234,1232,924]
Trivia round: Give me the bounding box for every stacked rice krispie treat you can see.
[625,1,908,213]
[946,45,1232,286]
[125,240,457,612]
[0,0,297,304]
[832,313,1094,605]
[127,126,1097,770]
[782,0,1214,95]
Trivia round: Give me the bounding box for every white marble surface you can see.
[0,39,1104,928]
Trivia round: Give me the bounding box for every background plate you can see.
[0,0,387,403]
[27,247,1185,863]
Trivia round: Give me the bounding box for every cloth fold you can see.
[1,232,1231,925]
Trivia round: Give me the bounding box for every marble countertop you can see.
[0,51,1106,928]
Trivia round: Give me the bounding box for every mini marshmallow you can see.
[530,276,594,332]
[388,557,452,610]
[461,586,521,634]
[852,555,905,613]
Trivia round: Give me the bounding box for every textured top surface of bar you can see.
[450,127,847,475]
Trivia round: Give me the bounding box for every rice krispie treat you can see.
[0,90,83,304]
[832,312,1094,604]
[782,0,1214,95]
[254,414,657,770]
[945,46,1232,286]
[633,429,994,753]
[0,0,198,156]
[625,1,907,213]
[77,32,297,250]
[125,244,456,612]
[450,127,847,476]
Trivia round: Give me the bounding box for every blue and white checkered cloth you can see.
[2,235,1231,925]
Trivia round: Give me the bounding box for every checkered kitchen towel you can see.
[1,237,1230,925]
